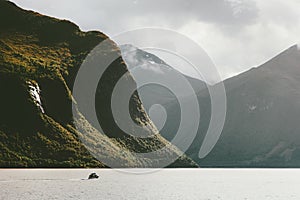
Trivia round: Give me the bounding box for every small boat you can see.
[88,172,99,179]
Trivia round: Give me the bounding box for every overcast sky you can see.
[11,0,300,80]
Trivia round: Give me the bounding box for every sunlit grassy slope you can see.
[0,0,197,167]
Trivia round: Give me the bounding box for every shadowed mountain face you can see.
[0,1,197,168]
[199,45,300,167]
[122,43,300,167]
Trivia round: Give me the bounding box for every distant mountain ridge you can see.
[122,42,300,167]
[198,44,300,167]
[180,44,300,167]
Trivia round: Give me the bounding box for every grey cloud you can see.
[12,0,259,34]
[87,0,259,32]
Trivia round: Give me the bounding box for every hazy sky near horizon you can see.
[11,0,300,80]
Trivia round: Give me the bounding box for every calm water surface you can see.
[1,169,300,200]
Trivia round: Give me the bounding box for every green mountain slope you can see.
[0,1,197,168]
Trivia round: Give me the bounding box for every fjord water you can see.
[1,169,299,200]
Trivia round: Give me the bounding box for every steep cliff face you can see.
[0,1,197,167]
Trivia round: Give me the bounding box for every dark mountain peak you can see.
[0,0,17,8]
[120,44,167,67]
[285,44,299,53]
[0,0,108,53]
[258,45,300,73]
[121,44,207,82]
[121,44,207,93]
[223,45,300,92]
[0,0,78,29]
[274,44,299,59]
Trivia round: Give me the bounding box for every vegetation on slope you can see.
[0,1,197,167]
